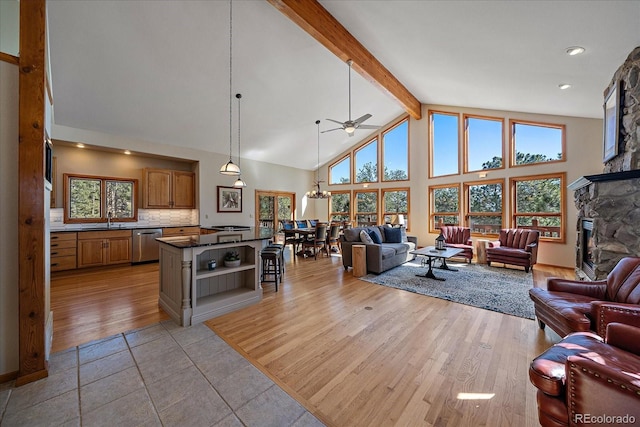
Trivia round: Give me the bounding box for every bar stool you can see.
[260,247,282,291]
[266,242,285,273]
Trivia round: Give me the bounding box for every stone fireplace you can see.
[570,47,640,280]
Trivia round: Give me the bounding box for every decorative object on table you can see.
[603,79,620,162]
[224,250,241,267]
[360,261,535,319]
[217,186,242,212]
[219,0,241,176]
[233,93,247,188]
[207,259,217,270]
[322,59,380,137]
[306,120,331,199]
[435,229,446,250]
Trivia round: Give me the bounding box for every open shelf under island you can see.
[157,227,273,326]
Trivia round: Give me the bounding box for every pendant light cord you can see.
[316,120,321,186]
[228,0,233,162]
[237,93,242,168]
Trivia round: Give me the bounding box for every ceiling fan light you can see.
[344,125,356,133]
[219,160,241,175]
[565,46,585,56]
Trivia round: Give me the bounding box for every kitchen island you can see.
[157,227,273,326]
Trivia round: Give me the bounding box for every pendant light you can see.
[306,120,331,199]
[219,0,241,176]
[233,93,247,188]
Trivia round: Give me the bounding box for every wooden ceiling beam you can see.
[267,0,422,120]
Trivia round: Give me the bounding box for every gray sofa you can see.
[341,225,417,274]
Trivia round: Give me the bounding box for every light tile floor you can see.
[0,321,324,427]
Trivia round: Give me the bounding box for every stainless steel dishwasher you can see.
[132,228,163,263]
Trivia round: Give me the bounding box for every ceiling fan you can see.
[323,60,380,137]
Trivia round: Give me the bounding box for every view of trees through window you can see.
[66,174,136,222]
[431,185,460,228]
[329,191,350,222]
[329,156,350,184]
[383,119,409,181]
[355,191,377,226]
[355,139,378,183]
[512,174,563,239]
[465,115,503,172]
[382,189,409,226]
[467,181,503,234]
[512,121,564,166]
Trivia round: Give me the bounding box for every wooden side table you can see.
[352,244,367,277]
[476,239,489,264]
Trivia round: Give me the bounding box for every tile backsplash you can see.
[49,208,199,231]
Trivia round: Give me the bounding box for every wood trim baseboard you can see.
[0,370,19,385]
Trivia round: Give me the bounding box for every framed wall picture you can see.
[603,80,620,162]
[217,186,242,212]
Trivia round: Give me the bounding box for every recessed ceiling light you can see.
[76,143,85,148]
[566,46,585,56]
[558,83,572,90]
[124,150,131,155]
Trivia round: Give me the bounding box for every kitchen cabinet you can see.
[163,226,200,238]
[142,168,195,209]
[50,232,77,272]
[77,230,132,268]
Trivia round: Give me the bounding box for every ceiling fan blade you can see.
[353,114,372,125]
[326,118,345,125]
[357,124,380,130]
[321,127,343,133]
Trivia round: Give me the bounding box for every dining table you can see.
[289,227,316,256]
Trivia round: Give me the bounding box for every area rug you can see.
[360,261,535,319]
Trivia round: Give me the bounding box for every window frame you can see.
[354,189,379,226]
[429,110,460,178]
[328,190,352,223]
[381,117,410,182]
[63,173,138,224]
[510,173,565,243]
[328,154,351,186]
[509,119,566,168]
[429,183,461,233]
[464,179,505,237]
[463,114,505,174]
[381,187,410,231]
[353,137,380,184]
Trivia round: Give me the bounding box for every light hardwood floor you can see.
[51,252,572,427]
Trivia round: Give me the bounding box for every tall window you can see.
[329,155,351,185]
[382,188,409,229]
[511,173,564,241]
[382,118,409,181]
[511,120,565,167]
[464,115,504,172]
[329,191,351,222]
[429,111,459,177]
[354,190,378,226]
[355,139,378,183]
[465,180,504,235]
[64,174,137,223]
[430,184,460,231]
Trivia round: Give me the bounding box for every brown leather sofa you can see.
[440,226,473,262]
[529,323,640,427]
[486,228,540,272]
[529,257,640,338]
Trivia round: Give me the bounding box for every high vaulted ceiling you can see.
[47,1,640,170]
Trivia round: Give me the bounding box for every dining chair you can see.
[302,223,328,259]
[327,222,341,254]
[295,219,308,229]
[281,221,301,253]
[308,219,319,227]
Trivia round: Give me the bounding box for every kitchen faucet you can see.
[107,211,112,229]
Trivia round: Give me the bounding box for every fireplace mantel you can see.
[568,169,640,191]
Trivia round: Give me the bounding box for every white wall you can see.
[321,105,603,268]
[0,61,19,376]
[51,124,318,227]
[0,0,19,57]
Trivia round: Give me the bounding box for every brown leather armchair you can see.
[529,323,640,427]
[486,228,540,272]
[529,256,640,338]
[440,226,473,262]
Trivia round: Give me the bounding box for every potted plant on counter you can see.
[224,251,241,268]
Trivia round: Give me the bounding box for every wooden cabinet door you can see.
[172,171,195,209]
[106,237,131,265]
[77,239,106,268]
[144,169,172,208]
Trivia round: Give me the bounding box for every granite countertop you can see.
[51,224,200,232]
[157,227,274,249]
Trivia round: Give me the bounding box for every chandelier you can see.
[306,120,331,199]
[219,0,241,176]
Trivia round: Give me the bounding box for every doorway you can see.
[255,191,295,230]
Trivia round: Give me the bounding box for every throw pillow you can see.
[400,226,408,242]
[359,229,374,244]
[368,229,382,244]
[384,227,402,243]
